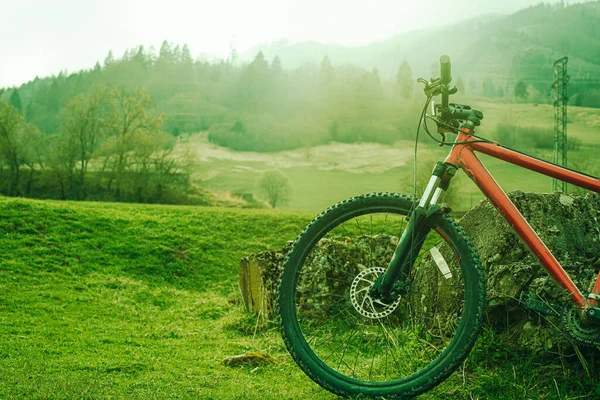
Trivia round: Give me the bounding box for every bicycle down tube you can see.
[446,127,600,308]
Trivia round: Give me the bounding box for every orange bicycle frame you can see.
[445,128,600,308]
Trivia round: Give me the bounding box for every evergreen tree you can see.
[270,56,283,75]
[9,89,22,113]
[173,45,182,64]
[455,76,466,95]
[181,44,193,64]
[46,77,61,113]
[396,61,414,99]
[104,50,115,67]
[237,52,270,109]
[25,102,34,120]
[319,55,334,85]
[367,68,384,100]
[147,45,157,65]
[159,40,173,64]
[482,78,496,97]
[515,79,528,100]
[133,45,148,68]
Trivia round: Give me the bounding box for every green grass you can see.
[205,164,407,213]
[0,197,598,399]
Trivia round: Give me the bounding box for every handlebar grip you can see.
[440,55,452,85]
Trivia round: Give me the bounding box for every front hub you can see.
[350,267,401,319]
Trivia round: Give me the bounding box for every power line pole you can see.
[552,56,569,192]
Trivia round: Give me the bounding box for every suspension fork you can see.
[370,162,457,302]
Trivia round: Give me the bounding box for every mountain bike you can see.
[277,55,600,398]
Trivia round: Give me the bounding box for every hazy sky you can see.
[0,0,575,87]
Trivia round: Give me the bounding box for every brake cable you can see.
[412,94,435,201]
[422,111,493,146]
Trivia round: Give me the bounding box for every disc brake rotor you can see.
[562,306,600,346]
[350,267,401,319]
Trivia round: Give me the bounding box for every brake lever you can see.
[418,77,442,97]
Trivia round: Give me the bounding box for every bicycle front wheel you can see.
[278,193,485,398]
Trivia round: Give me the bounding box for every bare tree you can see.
[103,86,164,200]
[257,169,292,208]
[61,86,108,199]
[0,100,41,196]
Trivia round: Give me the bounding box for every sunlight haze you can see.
[0,0,583,87]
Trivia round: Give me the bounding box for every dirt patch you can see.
[182,133,415,174]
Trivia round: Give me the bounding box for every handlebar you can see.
[418,55,484,134]
[439,55,451,111]
[439,55,452,85]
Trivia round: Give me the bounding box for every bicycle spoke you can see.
[336,328,360,372]
[287,196,480,390]
[351,329,366,378]
[355,217,365,237]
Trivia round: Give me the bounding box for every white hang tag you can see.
[430,246,452,279]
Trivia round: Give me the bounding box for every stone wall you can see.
[239,191,600,350]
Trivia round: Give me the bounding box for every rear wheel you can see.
[278,193,485,398]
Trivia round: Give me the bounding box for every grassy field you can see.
[1,196,599,399]
[187,100,600,213]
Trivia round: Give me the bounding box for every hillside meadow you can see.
[191,100,600,213]
[0,197,598,399]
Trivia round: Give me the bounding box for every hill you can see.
[2,1,600,159]
[0,197,598,398]
[252,2,600,89]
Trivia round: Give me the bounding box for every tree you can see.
[46,77,62,113]
[104,50,115,68]
[515,79,528,100]
[257,169,292,208]
[102,86,164,200]
[319,56,335,86]
[158,41,173,64]
[181,44,193,64]
[19,123,44,196]
[61,85,108,198]
[455,77,466,95]
[0,100,41,195]
[396,61,414,100]
[270,56,283,76]
[9,89,22,113]
[132,45,149,70]
[238,52,270,109]
[482,78,496,98]
[127,129,176,202]
[357,68,384,114]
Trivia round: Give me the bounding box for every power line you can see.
[552,56,569,193]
